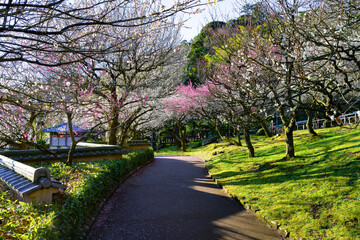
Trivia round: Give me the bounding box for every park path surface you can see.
[87,155,283,240]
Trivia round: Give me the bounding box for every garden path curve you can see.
[87,155,283,240]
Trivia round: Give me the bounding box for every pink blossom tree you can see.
[162,84,200,152]
[195,26,278,158]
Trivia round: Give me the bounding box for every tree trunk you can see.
[108,111,120,145]
[164,128,181,148]
[66,144,76,166]
[323,100,332,128]
[306,110,318,137]
[237,133,243,146]
[7,142,29,150]
[119,133,128,148]
[173,128,182,148]
[66,113,76,166]
[118,123,131,148]
[284,116,297,159]
[215,124,241,146]
[177,121,186,152]
[109,86,120,145]
[260,121,272,138]
[180,130,186,152]
[243,127,255,158]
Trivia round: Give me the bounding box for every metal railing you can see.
[271,111,360,134]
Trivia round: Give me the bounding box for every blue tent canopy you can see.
[42,123,88,133]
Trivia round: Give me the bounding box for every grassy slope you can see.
[156,127,360,240]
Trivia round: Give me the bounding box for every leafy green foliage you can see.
[0,188,56,240]
[185,21,226,85]
[185,2,270,85]
[0,149,154,240]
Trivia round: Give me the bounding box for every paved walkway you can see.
[87,156,283,240]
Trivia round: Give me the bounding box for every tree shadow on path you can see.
[87,155,283,240]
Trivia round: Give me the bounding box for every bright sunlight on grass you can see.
[156,126,360,240]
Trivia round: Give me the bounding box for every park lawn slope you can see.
[205,127,360,240]
[158,127,360,240]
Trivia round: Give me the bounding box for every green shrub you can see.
[0,149,154,240]
[0,189,55,240]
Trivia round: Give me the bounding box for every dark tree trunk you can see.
[177,121,186,152]
[7,142,28,150]
[285,117,296,158]
[66,144,76,166]
[180,130,186,152]
[108,86,120,145]
[237,133,243,146]
[260,121,272,138]
[108,116,120,145]
[66,113,76,166]
[323,99,332,128]
[215,124,241,146]
[244,127,255,158]
[173,128,182,148]
[306,110,318,137]
[119,123,131,148]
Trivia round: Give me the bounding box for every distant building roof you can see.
[42,122,88,133]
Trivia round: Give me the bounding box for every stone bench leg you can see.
[23,187,60,204]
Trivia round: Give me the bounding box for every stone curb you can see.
[84,157,155,239]
[203,162,292,240]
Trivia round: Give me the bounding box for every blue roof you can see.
[42,123,88,133]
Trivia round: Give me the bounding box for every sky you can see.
[178,0,242,41]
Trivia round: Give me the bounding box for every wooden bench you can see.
[0,155,66,204]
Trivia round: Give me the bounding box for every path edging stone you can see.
[203,161,291,239]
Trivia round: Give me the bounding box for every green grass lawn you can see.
[156,127,360,240]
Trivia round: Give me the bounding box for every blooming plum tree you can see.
[84,13,184,146]
[0,0,213,66]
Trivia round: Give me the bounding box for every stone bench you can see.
[0,155,66,204]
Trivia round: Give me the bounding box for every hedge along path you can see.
[88,155,283,240]
[0,149,155,240]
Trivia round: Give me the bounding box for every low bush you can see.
[0,149,154,240]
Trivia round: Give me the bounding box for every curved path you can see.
[87,156,283,240]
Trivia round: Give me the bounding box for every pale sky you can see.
[178,0,242,41]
